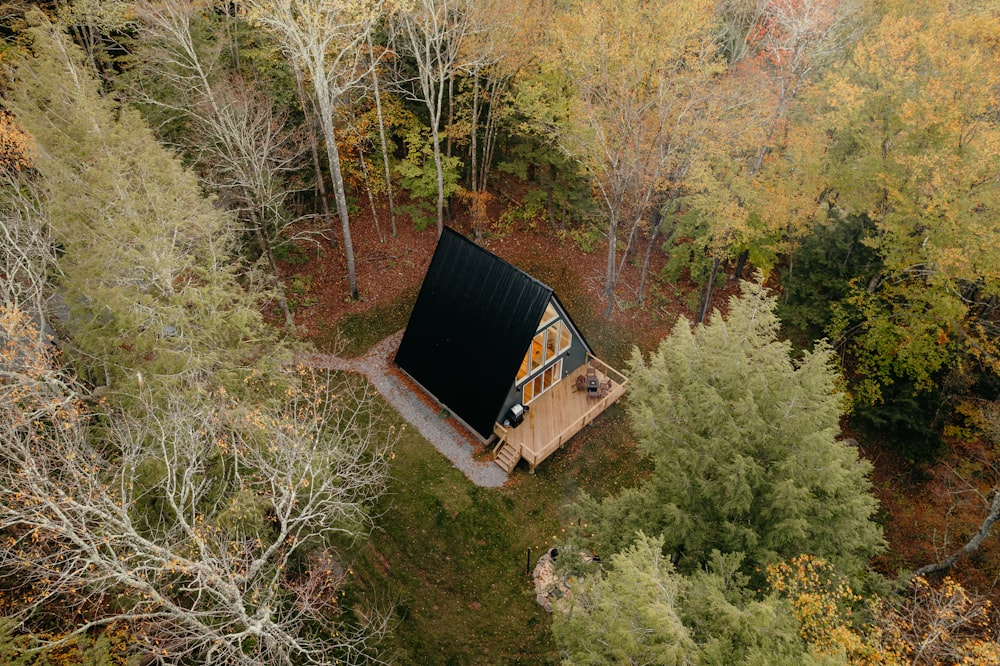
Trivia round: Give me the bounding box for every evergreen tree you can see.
[8,10,287,395]
[580,280,884,576]
[552,534,842,666]
[776,210,881,348]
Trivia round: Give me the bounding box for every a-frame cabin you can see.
[394,228,626,472]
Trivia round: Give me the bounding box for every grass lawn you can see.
[345,396,649,665]
[314,284,420,358]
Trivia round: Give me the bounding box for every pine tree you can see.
[8,10,286,394]
[580,280,884,576]
[552,534,841,666]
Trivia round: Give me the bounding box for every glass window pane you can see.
[559,322,571,354]
[545,323,558,362]
[538,302,558,330]
[519,321,571,388]
[517,350,529,382]
[532,333,543,371]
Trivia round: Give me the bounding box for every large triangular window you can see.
[515,302,572,404]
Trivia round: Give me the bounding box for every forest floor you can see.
[274,194,719,362]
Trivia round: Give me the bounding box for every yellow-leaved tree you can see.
[808,3,1000,405]
[528,0,722,318]
[689,0,863,322]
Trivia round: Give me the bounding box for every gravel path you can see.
[301,332,509,488]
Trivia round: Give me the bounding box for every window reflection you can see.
[516,303,572,403]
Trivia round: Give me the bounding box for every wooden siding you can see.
[493,356,627,472]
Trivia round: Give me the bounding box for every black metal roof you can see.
[394,228,553,439]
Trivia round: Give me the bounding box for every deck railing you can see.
[492,355,628,472]
[586,353,629,386]
[520,356,628,471]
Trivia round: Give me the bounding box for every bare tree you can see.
[389,0,489,237]
[0,175,57,339]
[131,0,311,329]
[0,330,395,664]
[248,0,384,300]
[365,32,398,237]
[191,78,305,327]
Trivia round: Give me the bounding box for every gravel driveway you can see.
[302,332,509,488]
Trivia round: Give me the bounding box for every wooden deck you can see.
[493,356,627,472]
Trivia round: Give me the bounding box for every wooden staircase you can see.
[493,438,521,473]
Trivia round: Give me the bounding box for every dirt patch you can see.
[275,205,438,340]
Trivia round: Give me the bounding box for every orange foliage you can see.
[747,0,843,70]
[2,623,136,665]
[768,555,905,665]
[0,111,33,173]
[453,186,495,237]
[0,305,79,431]
[768,555,1000,665]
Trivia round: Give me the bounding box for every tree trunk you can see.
[638,209,669,304]
[914,489,1000,577]
[368,36,396,236]
[602,219,618,319]
[430,123,445,237]
[479,74,506,195]
[979,294,998,319]
[255,225,294,329]
[733,249,749,280]
[227,8,242,78]
[470,69,480,194]
[358,146,384,243]
[317,101,358,299]
[697,256,721,324]
[547,164,556,230]
[293,65,331,221]
[624,221,639,262]
[446,73,454,161]
[70,23,104,81]
[613,218,641,291]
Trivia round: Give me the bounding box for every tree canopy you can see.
[579,281,884,576]
[8,10,285,394]
[552,534,842,666]
[814,6,1000,405]
[1,14,394,663]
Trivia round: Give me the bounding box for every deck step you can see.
[494,442,520,473]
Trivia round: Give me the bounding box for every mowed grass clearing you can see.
[341,394,647,664]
